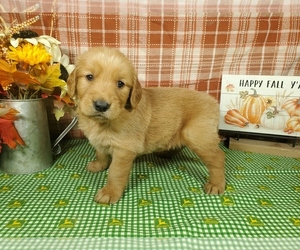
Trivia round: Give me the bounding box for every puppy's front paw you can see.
[204,182,225,195]
[94,185,123,204]
[86,160,108,173]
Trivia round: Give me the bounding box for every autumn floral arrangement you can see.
[0,13,75,152]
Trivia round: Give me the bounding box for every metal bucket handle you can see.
[52,117,78,155]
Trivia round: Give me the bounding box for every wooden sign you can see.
[219,74,300,137]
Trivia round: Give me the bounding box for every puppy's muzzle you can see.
[93,100,110,112]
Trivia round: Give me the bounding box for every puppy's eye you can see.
[117,81,125,88]
[86,74,94,81]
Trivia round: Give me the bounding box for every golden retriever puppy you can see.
[67,46,225,204]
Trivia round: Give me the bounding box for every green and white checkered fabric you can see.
[0,139,299,249]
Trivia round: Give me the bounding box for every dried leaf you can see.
[0,59,16,73]
[0,60,17,87]
[53,108,65,121]
[53,99,65,110]
[12,71,41,86]
[239,91,249,99]
[0,118,25,152]
[60,94,75,106]
[0,58,41,87]
[32,63,66,93]
[0,107,19,120]
[0,71,15,88]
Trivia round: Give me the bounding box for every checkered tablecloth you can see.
[0,139,299,249]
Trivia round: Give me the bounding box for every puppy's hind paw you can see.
[204,182,225,195]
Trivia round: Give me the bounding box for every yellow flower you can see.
[7,43,52,66]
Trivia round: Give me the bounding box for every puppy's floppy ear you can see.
[127,76,142,109]
[67,69,77,98]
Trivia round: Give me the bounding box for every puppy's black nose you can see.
[93,100,110,112]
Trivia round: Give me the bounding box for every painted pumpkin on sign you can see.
[240,88,267,124]
[260,106,290,130]
[224,109,249,128]
[284,116,300,134]
[282,97,300,117]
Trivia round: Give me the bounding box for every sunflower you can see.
[7,43,52,66]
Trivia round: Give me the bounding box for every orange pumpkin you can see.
[284,116,300,134]
[240,88,267,124]
[282,97,300,117]
[224,109,249,128]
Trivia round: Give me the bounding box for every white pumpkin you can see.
[260,106,290,130]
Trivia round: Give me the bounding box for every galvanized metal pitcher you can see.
[0,99,53,174]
